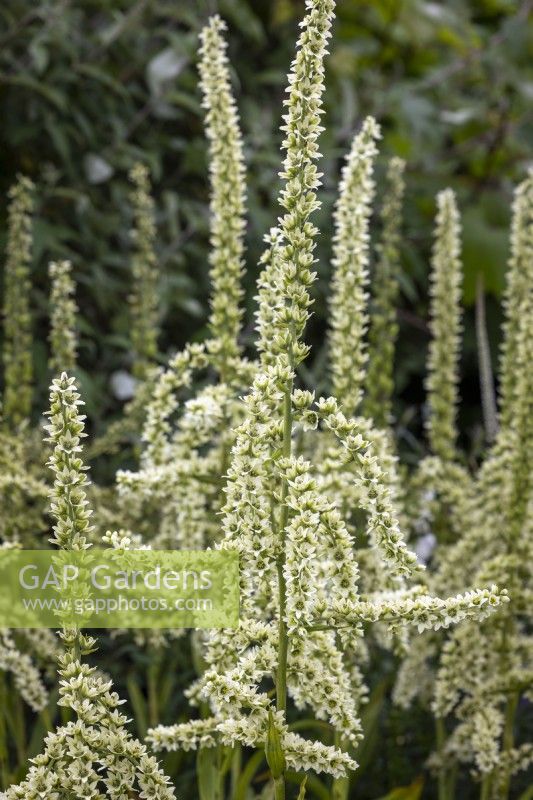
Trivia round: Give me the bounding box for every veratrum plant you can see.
[0,252,82,550]
[395,172,533,800]
[429,172,533,800]
[0,196,71,735]
[147,4,508,799]
[116,12,251,553]
[0,622,61,786]
[1,374,176,800]
[393,187,481,794]
[112,12,252,721]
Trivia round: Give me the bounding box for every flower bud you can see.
[265,710,286,779]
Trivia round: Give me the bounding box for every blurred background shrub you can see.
[0,0,532,454]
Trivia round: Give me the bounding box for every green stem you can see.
[274,374,294,800]
[230,743,242,798]
[436,717,448,800]
[480,773,492,800]
[196,744,224,800]
[446,762,458,799]
[275,553,288,716]
[234,750,264,800]
[331,660,350,800]
[147,654,160,728]
[6,690,26,771]
[216,745,225,800]
[0,673,8,790]
[499,690,519,800]
[331,729,349,800]
[496,605,517,800]
[72,633,81,663]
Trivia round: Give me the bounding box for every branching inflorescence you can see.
[0,4,529,799]
[1,374,176,800]
[147,5,508,799]
[395,174,533,800]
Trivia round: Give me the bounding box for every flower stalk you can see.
[425,189,462,462]
[364,156,406,426]
[2,175,34,429]
[128,162,159,381]
[328,117,380,416]
[48,260,78,376]
[199,15,247,381]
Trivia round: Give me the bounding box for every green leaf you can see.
[27,688,59,758]
[234,749,265,800]
[3,75,66,110]
[462,206,509,305]
[218,0,266,44]
[286,772,330,800]
[353,678,389,777]
[126,673,148,739]
[75,64,129,98]
[197,747,220,800]
[288,719,332,735]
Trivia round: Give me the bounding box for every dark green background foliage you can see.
[1,0,532,452]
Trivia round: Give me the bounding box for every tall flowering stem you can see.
[45,374,92,553]
[425,189,462,462]
[199,15,247,380]
[2,175,34,429]
[498,286,533,800]
[48,260,78,375]
[364,157,406,427]
[153,1,339,795]
[263,3,335,795]
[45,373,93,660]
[128,163,160,381]
[256,0,335,368]
[498,169,533,431]
[2,375,177,799]
[494,206,533,798]
[328,117,380,416]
